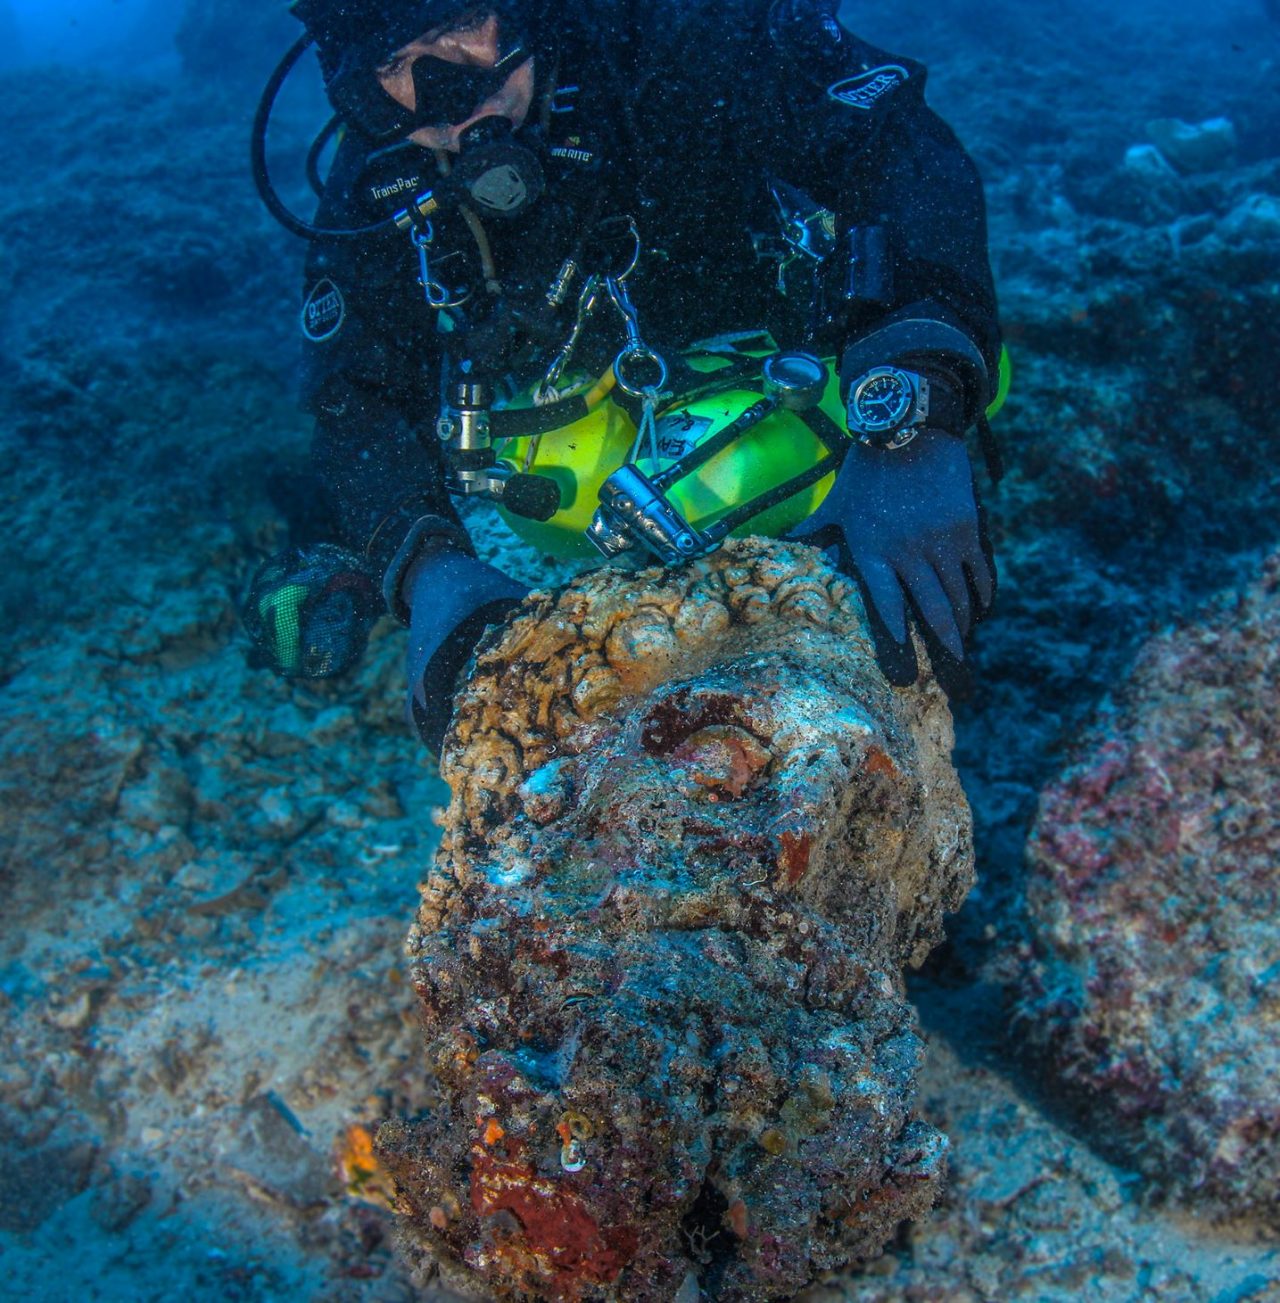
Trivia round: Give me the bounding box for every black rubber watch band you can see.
[922,372,965,435]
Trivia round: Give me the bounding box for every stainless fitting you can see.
[589,465,709,564]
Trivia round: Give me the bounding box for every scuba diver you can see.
[245,0,1003,751]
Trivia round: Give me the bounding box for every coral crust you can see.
[382,538,974,1298]
[1019,553,1280,1221]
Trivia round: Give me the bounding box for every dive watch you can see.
[845,365,931,450]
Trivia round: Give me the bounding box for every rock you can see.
[381,538,974,1300]
[1219,192,1280,244]
[116,757,195,832]
[1145,117,1238,174]
[43,989,95,1033]
[256,789,300,838]
[1017,552,1280,1222]
[230,1094,338,1209]
[248,704,313,759]
[1121,143,1179,182]
[1093,144,1190,224]
[0,1127,98,1233]
[90,1168,153,1233]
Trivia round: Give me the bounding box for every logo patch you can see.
[826,64,909,111]
[551,144,594,165]
[369,175,421,203]
[301,279,345,342]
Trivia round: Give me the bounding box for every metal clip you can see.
[393,190,442,232]
[413,225,448,308]
[536,274,604,403]
[411,224,470,309]
[765,179,837,300]
[607,274,668,399]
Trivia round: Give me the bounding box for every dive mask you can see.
[322,9,532,144]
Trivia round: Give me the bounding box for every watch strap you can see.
[922,373,965,434]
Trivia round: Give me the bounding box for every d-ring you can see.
[614,346,668,398]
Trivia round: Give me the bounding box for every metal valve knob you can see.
[761,351,828,411]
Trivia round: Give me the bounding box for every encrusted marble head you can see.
[380,537,973,1300]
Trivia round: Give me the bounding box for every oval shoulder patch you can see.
[301,278,346,342]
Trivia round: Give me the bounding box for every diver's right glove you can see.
[785,428,995,683]
[243,543,381,678]
[396,527,529,754]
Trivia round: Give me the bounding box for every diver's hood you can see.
[291,0,539,80]
[255,1,561,240]
[291,0,555,146]
[293,0,472,78]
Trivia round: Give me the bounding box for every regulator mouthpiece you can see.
[452,117,545,219]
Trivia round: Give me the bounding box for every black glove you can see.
[243,543,381,678]
[786,429,995,682]
[402,542,528,753]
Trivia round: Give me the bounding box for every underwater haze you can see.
[0,0,1278,1299]
[0,0,179,68]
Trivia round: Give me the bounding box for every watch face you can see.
[850,369,913,434]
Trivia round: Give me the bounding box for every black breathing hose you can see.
[306,115,342,198]
[250,33,392,242]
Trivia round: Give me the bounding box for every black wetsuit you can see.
[298,0,999,594]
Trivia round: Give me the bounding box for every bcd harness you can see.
[398,181,861,567]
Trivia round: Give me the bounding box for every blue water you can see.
[0,1,1277,1299]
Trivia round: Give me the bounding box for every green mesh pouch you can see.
[243,544,380,678]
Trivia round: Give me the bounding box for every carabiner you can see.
[586,215,641,283]
[411,225,470,309]
[606,273,669,398]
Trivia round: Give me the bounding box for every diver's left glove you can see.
[390,517,529,754]
[786,429,995,683]
[242,543,381,678]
